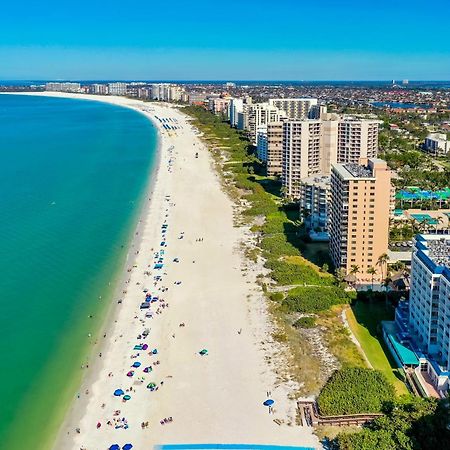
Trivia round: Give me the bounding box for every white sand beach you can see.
[12,92,319,450]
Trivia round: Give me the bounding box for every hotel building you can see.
[268,98,318,120]
[329,158,391,282]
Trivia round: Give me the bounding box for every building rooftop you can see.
[416,235,450,269]
[344,163,373,178]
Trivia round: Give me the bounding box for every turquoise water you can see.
[0,94,157,449]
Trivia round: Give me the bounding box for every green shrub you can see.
[293,316,316,328]
[317,368,395,415]
[268,292,283,302]
[283,286,349,313]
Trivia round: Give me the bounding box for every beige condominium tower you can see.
[329,158,391,283]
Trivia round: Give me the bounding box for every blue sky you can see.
[1,0,449,80]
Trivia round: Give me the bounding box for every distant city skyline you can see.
[1,0,449,80]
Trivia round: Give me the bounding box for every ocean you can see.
[0,94,157,449]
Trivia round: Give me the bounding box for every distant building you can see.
[424,133,449,156]
[210,97,230,116]
[229,98,244,128]
[108,82,127,96]
[151,84,185,102]
[137,87,152,99]
[90,83,109,95]
[329,158,391,282]
[45,82,81,93]
[268,98,318,120]
[299,175,330,240]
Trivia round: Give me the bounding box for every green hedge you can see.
[317,368,395,415]
[282,285,349,313]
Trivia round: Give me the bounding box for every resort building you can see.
[423,133,449,156]
[329,158,391,282]
[244,103,287,144]
[299,175,330,241]
[45,82,81,93]
[108,82,127,96]
[268,98,318,120]
[266,121,284,176]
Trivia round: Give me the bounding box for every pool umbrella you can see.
[263,399,274,406]
[109,445,120,450]
[113,389,124,396]
[123,445,133,450]
[127,371,134,377]
[123,395,131,401]
[132,362,141,368]
[199,349,208,355]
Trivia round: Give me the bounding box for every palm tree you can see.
[367,266,377,290]
[377,253,390,281]
[350,264,360,275]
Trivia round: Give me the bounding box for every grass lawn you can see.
[346,301,409,395]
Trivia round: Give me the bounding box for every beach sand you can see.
[13,92,319,450]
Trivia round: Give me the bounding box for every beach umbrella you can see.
[143,367,152,373]
[123,445,133,450]
[127,371,134,377]
[123,395,131,401]
[109,445,120,450]
[113,389,124,397]
[152,349,158,354]
[147,382,156,389]
[199,349,208,355]
[132,362,141,368]
[142,344,148,350]
[263,399,274,406]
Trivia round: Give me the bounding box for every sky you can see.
[1,0,449,81]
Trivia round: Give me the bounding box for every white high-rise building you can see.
[151,84,185,102]
[229,98,244,128]
[424,133,449,156]
[45,82,81,93]
[256,126,268,162]
[268,98,318,120]
[108,82,127,96]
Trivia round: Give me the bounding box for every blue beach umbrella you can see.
[113,389,124,397]
[132,361,141,368]
[109,445,120,450]
[263,399,274,406]
[123,445,133,450]
[123,394,131,401]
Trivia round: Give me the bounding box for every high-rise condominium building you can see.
[423,133,449,156]
[91,83,109,95]
[337,118,380,163]
[151,84,185,102]
[329,158,391,282]
[268,98,318,120]
[45,82,81,93]
[299,174,330,236]
[256,126,268,162]
[229,98,244,127]
[282,120,328,198]
[408,235,450,381]
[281,117,381,198]
[244,103,287,144]
[266,122,284,176]
[108,82,127,96]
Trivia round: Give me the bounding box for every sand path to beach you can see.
[13,92,319,450]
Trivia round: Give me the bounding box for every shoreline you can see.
[6,92,319,450]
